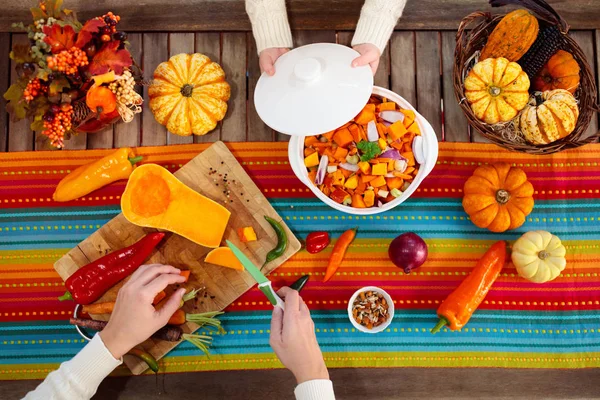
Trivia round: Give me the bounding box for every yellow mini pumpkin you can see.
[517,89,579,145]
[149,53,231,136]
[464,57,530,124]
[511,230,566,283]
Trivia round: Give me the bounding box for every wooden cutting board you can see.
[54,141,301,375]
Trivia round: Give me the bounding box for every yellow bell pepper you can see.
[53,148,142,202]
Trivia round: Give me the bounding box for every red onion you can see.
[314,155,328,185]
[367,121,379,142]
[339,162,359,172]
[388,232,428,274]
[379,111,405,124]
[412,135,424,165]
[379,149,405,161]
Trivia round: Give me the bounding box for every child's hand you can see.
[259,47,290,76]
[352,43,381,75]
[269,287,329,384]
[100,264,186,359]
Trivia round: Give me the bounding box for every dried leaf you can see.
[75,19,103,48]
[30,7,47,21]
[89,41,133,75]
[49,76,70,96]
[4,82,27,121]
[46,0,64,18]
[43,24,76,54]
[31,117,45,132]
[10,44,34,64]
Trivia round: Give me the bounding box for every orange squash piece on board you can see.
[354,104,376,125]
[204,247,244,271]
[121,164,230,248]
[237,226,257,242]
[333,128,354,147]
[180,270,191,282]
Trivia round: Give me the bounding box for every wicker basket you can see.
[454,0,600,154]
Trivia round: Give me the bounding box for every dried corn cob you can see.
[519,26,564,79]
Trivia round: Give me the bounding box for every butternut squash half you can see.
[121,164,230,248]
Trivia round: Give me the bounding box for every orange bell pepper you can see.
[53,148,142,202]
[431,241,506,333]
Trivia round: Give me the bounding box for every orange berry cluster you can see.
[100,11,121,33]
[23,79,47,102]
[42,104,73,149]
[47,47,89,75]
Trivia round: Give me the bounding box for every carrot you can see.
[312,142,332,149]
[432,241,506,333]
[82,302,115,315]
[168,309,187,325]
[390,141,403,150]
[323,228,357,283]
[69,317,183,342]
[180,270,191,283]
[393,172,413,180]
[153,290,167,305]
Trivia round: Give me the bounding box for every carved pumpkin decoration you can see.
[464,57,530,124]
[517,89,579,145]
[533,50,580,94]
[511,230,566,284]
[149,53,231,136]
[463,162,534,233]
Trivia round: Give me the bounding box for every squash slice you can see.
[204,247,244,271]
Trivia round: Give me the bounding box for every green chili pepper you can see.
[263,216,288,267]
[127,348,159,373]
[290,275,310,292]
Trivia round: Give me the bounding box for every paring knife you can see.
[226,240,285,310]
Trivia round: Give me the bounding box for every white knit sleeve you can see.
[294,379,336,400]
[245,0,294,54]
[351,0,408,53]
[22,334,122,400]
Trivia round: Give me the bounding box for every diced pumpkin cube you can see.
[377,102,396,112]
[390,141,403,150]
[308,170,317,183]
[364,190,375,207]
[354,103,376,125]
[304,136,319,146]
[386,177,404,190]
[401,109,415,128]
[402,152,415,166]
[344,175,359,190]
[406,121,421,135]
[331,188,351,204]
[387,160,395,172]
[389,120,407,141]
[371,163,388,176]
[323,147,336,159]
[361,175,376,184]
[352,194,367,208]
[355,182,367,195]
[333,146,349,161]
[341,168,353,178]
[357,161,371,174]
[322,130,335,141]
[333,128,354,147]
[378,138,387,150]
[348,124,361,143]
[237,227,257,242]
[304,151,319,168]
[332,170,345,186]
[371,176,387,187]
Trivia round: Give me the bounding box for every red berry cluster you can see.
[47,47,89,75]
[42,104,74,149]
[23,78,47,102]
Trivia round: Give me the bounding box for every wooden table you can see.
[1,1,599,398]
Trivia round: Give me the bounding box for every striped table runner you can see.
[1,142,600,379]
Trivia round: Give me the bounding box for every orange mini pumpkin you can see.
[86,86,117,116]
[463,162,534,233]
[533,50,580,94]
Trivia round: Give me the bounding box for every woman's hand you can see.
[100,264,186,359]
[352,43,381,75]
[269,287,329,384]
[259,47,290,76]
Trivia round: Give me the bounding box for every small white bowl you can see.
[347,286,394,334]
[288,86,439,215]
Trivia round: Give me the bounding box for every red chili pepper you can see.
[59,233,165,305]
[306,231,330,254]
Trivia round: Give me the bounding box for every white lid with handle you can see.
[254,43,374,137]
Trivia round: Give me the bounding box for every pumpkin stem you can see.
[180,84,194,98]
[534,93,544,106]
[538,250,550,260]
[495,189,510,205]
[488,86,501,97]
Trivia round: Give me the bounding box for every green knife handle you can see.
[259,282,285,310]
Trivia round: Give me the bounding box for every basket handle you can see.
[456,11,492,42]
[489,0,570,33]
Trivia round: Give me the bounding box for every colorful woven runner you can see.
[1,142,600,380]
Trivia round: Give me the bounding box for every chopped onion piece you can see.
[379,149,405,161]
[382,121,392,127]
[395,159,408,173]
[412,135,425,165]
[391,188,403,198]
[367,121,379,142]
[401,182,411,191]
[378,190,389,198]
[339,162,359,172]
[377,200,384,207]
[314,155,328,185]
[327,165,338,173]
[385,172,395,178]
[342,197,352,206]
[379,111,405,124]
[345,154,359,165]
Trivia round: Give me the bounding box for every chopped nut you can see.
[351,290,389,330]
